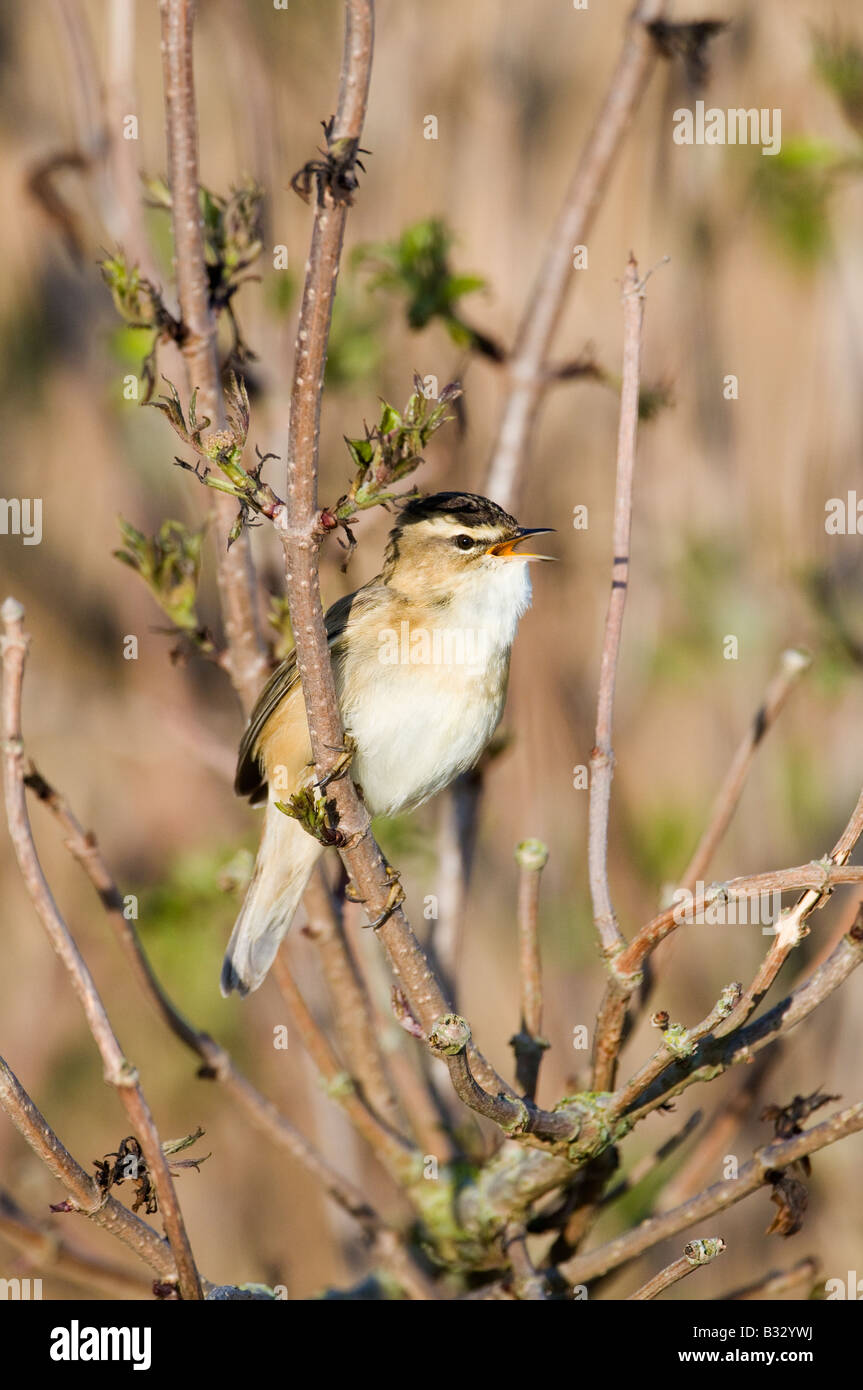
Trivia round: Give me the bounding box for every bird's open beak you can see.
[488,527,555,561]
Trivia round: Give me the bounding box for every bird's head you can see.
[382,491,554,601]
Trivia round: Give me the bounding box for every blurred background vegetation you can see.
[2,0,863,1298]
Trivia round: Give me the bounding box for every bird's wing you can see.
[235,586,369,803]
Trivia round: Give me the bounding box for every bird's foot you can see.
[363,864,405,930]
[315,734,358,791]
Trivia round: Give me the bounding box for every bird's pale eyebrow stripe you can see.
[422,516,500,538]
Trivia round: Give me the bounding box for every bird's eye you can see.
[454,534,475,550]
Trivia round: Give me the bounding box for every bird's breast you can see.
[336,568,531,818]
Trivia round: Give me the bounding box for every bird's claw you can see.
[315,734,358,791]
[363,865,405,930]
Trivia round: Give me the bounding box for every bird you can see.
[221,490,552,997]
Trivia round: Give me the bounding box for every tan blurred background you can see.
[1,0,863,1299]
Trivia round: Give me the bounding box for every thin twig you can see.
[427,1016,572,1142]
[430,771,481,1002]
[104,0,158,277]
[510,840,549,1101]
[626,1237,726,1300]
[678,649,811,892]
[587,859,863,1096]
[301,867,403,1131]
[600,1110,703,1209]
[563,1099,863,1286]
[0,1188,154,1299]
[441,0,670,1020]
[0,598,202,1300]
[271,946,421,1184]
[159,0,269,714]
[589,253,649,1091]
[503,1221,548,1300]
[607,982,742,1121]
[622,912,863,1124]
[19,749,417,1260]
[655,1052,777,1212]
[714,791,863,1038]
[618,788,863,980]
[484,0,667,511]
[0,1055,176,1283]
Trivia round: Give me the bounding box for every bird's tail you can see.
[220,802,323,997]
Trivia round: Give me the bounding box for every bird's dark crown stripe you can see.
[393,491,518,533]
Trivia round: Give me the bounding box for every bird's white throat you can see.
[442,554,534,649]
[342,558,533,817]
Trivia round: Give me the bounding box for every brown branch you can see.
[563,1099,863,1287]
[271,945,421,1184]
[428,1015,573,1142]
[589,253,650,1092]
[18,749,419,1267]
[510,839,549,1101]
[503,1221,548,1300]
[8,618,435,1295]
[593,661,828,1096]
[104,0,159,277]
[159,0,269,715]
[0,598,202,1300]
[591,864,863,1096]
[626,1237,726,1301]
[607,982,742,1121]
[385,1050,457,1162]
[678,649,811,893]
[0,1188,153,1299]
[301,867,403,1132]
[589,254,645,967]
[273,0,521,1122]
[430,771,481,1002]
[621,792,863,981]
[655,1051,777,1212]
[714,790,863,1038]
[0,1055,176,1284]
[484,0,667,512]
[622,912,863,1123]
[600,1110,703,1210]
[441,2,670,1030]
